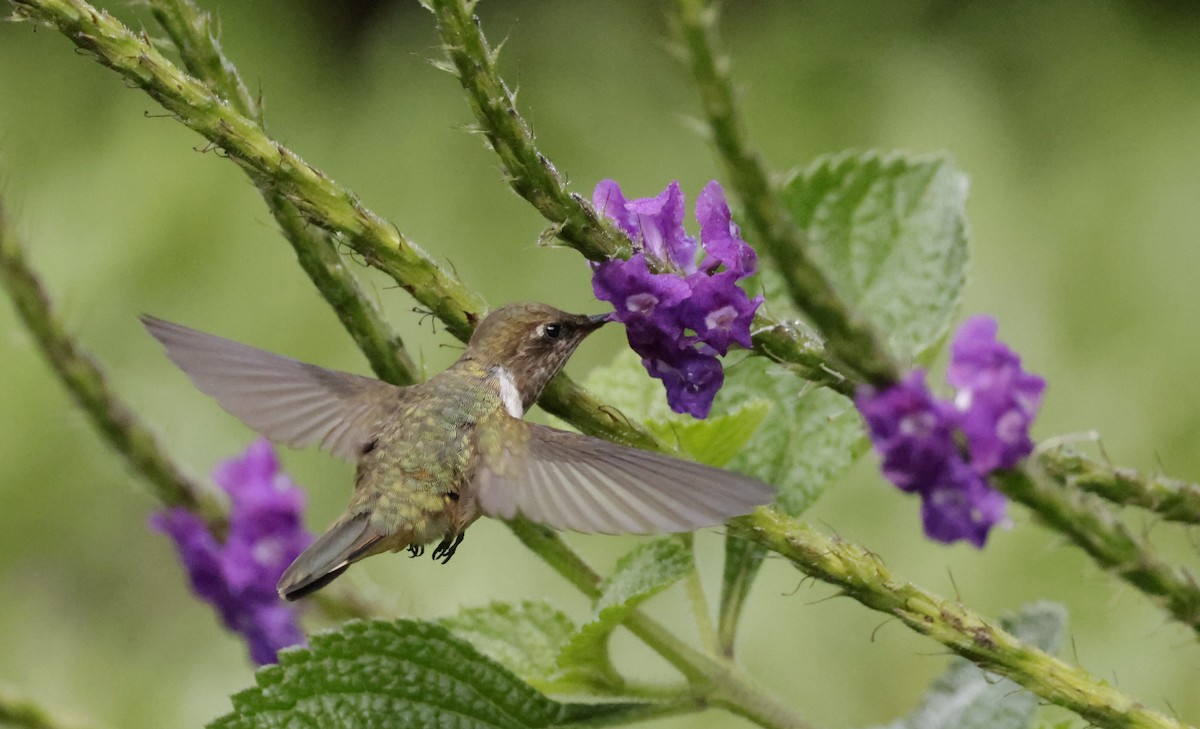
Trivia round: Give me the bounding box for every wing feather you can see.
[142,316,399,460]
[476,422,774,534]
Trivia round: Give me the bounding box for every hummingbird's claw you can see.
[431,532,465,564]
[407,544,425,558]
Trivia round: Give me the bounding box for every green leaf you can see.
[557,538,693,686]
[586,350,864,517]
[872,603,1067,729]
[581,348,772,467]
[644,400,771,468]
[717,357,866,516]
[208,619,644,729]
[780,149,969,361]
[440,600,578,690]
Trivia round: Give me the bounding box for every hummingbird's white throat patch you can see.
[493,366,524,417]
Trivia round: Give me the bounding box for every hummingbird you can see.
[143,303,774,600]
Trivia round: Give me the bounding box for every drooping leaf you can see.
[208,619,644,729]
[557,538,692,685]
[872,603,1067,729]
[440,600,578,690]
[780,149,970,362]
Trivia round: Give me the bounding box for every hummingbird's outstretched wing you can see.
[142,316,398,460]
[475,422,774,534]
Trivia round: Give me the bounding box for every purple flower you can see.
[680,271,762,355]
[855,317,1042,547]
[592,254,690,336]
[151,438,312,664]
[920,460,1008,548]
[947,316,1045,473]
[855,371,959,494]
[641,343,726,419]
[596,180,698,273]
[695,181,757,278]
[591,180,762,418]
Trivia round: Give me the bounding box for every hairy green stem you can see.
[11,0,637,439]
[732,509,1193,729]
[148,0,419,387]
[11,0,485,341]
[0,196,377,622]
[1038,444,1200,525]
[997,466,1200,636]
[670,0,900,387]
[0,200,223,527]
[426,0,854,397]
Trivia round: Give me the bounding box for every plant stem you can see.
[507,521,816,729]
[10,0,486,342]
[0,196,376,622]
[1038,444,1200,525]
[12,0,647,443]
[670,0,900,387]
[0,199,224,528]
[148,0,420,387]
[682,534,721,655]
[996,466,1200,637]
[425,0,855,397]
[731,508,1195,729]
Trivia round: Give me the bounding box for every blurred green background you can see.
[2,1,1199,727]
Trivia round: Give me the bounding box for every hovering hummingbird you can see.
[143,303,774,600]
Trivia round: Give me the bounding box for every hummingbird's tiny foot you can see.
[431,532,465,564]
[408,544,425,558]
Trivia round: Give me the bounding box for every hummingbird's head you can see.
[463,302,610,411]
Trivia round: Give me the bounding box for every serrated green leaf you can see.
[208,619,646,729]
[440,600,577,689]
[557,538,692,686]
[872,603,1067,729]
[781,149,969,361]
[717,357,866,516]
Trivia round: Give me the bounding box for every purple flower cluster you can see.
[592,180,763,418]
[855,316,1045,547]
[151,438,312,664]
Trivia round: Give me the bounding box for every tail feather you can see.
[278,513,382,600]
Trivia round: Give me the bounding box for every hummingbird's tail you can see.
[277,513,383,601]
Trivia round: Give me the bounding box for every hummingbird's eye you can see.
[541,323,564,341]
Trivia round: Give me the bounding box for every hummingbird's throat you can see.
[492,366,524,418]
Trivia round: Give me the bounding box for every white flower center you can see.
[705,305,738,331]
[899,411,938,437]
[253,538,284,567]
[994,409,1025,444]
[626,293,659,313]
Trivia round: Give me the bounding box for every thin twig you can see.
[669,0,899,386]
